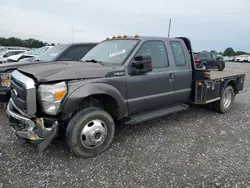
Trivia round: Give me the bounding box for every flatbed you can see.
[205,69,245,80]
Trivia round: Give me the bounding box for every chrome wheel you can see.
[222,90,232,109]
[80,120,107,149]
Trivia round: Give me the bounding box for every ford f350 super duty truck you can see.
[6,35,245,158]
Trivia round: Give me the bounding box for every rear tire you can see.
[213,86,235,113]
[66,107,115,158]
[218,63,225,71]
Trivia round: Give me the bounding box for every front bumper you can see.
[6,99,59,152]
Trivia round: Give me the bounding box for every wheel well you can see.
[227,80,238,94]
[77,94,119,120]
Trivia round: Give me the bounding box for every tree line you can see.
[217,47,249,57]
[0,37,55,48]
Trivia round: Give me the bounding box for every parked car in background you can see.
[247,56,250,63]
[193,51,225,71]
[6,46,53,63]
[0,50,26,64]
[228,57,235,62]
[235,55,248,63]
[0,42,98,102]
[223,56,229,61]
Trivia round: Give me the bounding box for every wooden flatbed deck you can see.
[196,69,245,80]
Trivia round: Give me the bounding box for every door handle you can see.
[170,73,174,81]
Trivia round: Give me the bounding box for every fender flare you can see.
[220,78,237,96]
[200,61,208,68]
[62,83,128,119]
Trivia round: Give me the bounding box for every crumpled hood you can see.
[17,61,115,83]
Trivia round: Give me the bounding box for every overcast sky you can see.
[0,0,249,52]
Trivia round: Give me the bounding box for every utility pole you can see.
[72,25,74,44]
[168,18,172,38]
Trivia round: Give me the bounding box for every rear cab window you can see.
[170,41,187,66]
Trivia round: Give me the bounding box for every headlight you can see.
[0,73,11,87]
[38,82,67,115]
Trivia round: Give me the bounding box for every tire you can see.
[213,86,235,113]
[218,63,224,71]
[66,107,115,158]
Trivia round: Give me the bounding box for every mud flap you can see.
[37,123,59,153]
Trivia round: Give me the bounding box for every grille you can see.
[10,70,37,117]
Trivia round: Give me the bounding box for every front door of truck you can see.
[126,40,175,115]
[169,40,192,104]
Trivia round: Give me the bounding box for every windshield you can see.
[35,45,68,61]
[0,50,7,56]
[81,39,139,64]
[33,46,49,56]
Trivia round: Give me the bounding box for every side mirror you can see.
[3,54,8,58]
[128,54,153,75]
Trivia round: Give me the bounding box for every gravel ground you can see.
[0,62,249,188]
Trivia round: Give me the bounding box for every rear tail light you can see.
[194,58,200,62]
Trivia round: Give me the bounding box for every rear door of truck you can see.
[167,39,193,104]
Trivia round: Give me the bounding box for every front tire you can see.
[213,86,235,113]
[66,107,115,157]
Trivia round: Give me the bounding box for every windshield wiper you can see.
[85,59,103,65]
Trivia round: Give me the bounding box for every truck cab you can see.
[6,35,245,158]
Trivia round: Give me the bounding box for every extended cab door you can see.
[168,39,192,104]
[126,40,175,115]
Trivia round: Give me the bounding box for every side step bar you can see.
[123,104,189,125]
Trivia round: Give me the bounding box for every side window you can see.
[135,41,169,68]
[14,51,23,55]
[170,41,187,66]
[62,46,91,61]
[211,53,217,60]
[4,51,15,57]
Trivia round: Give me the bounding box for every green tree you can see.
[0,37,48,48]
[234,51,247,56]
[223,47,235,56]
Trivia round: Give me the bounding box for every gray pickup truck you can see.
[6,36,245,158]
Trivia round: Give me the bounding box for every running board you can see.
[123,104,189,125]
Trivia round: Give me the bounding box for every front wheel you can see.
[213,86,235,113]
[66,107,115,157]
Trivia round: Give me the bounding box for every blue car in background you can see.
[194,51,225,71]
